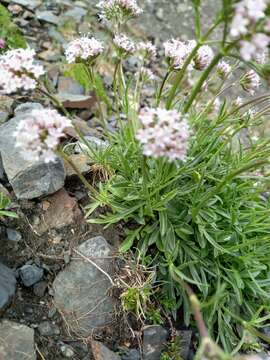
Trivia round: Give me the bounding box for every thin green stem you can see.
[57,149,98,196]
[156,70,171,106]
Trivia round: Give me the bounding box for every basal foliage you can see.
[86,106,270,351]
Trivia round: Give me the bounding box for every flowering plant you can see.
[2,0,270,355]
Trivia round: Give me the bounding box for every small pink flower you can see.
[194,45,214,70]
[15,109,72,163]
[164,39,196,70]
[217,61,232,78]
[113,33,136,55]
[97,0,143,20]
[240,70,260,95]
[137,41,157,60]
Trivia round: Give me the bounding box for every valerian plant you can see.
[1,0,270,356]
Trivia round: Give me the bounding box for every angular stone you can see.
[14,102,42,116]
[177,330,192,360]
[12,0,41,11]
[58,76,85,95]
[63,7,87,22]
[0,320,36,360]
[53,236,115,336]
[0,108,65,199]
[0,263,16,312]
[57,93,96,109]
[19,264,44,287]
[74,136,109,154]
[143,325,168,360]
[91,341,121,360]
[36,11,59,25]
[37,189,82,233]
[64,154,91,177]
[0,96,14,124]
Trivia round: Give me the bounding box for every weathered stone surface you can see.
[53,236,115,336]
[36,11,59,25]
[19,264,44,287]
[74,135,109,154]
[0,320,36,360]
[11,0,41,11]
[37,189,82,233]
[58,76,85,95]
[0,96,14,125]
[91,340,121,360]
[143,325,168,360]
[0,107,65,199]
[64,154,91,177]
[14,102,43,116]
[0,263,16,312]
[57,93,96,109]
[177,330,192,360]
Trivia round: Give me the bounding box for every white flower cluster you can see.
[139,67,155,82]
[164,39,196,70]
[217,61,232,79]
[65,36,104,64]
[137,41,157,60]
[164,39,213,71]
[0,48,44,94]
[240,70,260,95]
[230,0,270,61]
[97,0,143,20]
[194,45,214,70]
[15,109,72,163]
[136,108,190,161]
[113,33,136,54]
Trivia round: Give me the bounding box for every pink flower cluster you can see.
[240,70,260,95]
[0,39,6,49]
[164,39,213,71]
[136,108,190,161]
[137,41,157,60]
[15,109,72,163]
[230,0,269,61]
[0,48,44,94]
[113,33,136,54]
[217,61,232,79]
[97,0,143,20]
[164,39,196,70]
[65,36,104,63]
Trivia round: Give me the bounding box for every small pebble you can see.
[6,228,22,242]
[19,264,44,287]
[60,344,75,358]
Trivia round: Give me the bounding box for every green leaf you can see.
[159,210,168,237]
[64,63,92,91]
[119,226,143,252]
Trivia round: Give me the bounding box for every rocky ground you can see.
[0,1,269,360]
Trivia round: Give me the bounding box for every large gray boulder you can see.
[53,236,115,336]
[0,104,65,199]
[0,320,36,360]
[0,262,16,312]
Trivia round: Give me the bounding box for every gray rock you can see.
[91,341,121,360]
[0,156,5,181]
[58,76,85,95]
[0,320,35,360]
[75,135,109,154]
[36,11,59,25]
[63,7,87,22]
[60,344,75,358]
[142,325,168,360]
[177,330,192,360]
[257,352,270,360]
[11,0,41,10]
[38,321,60,336]
[33,281,47,297]
[6,228,22,242]
[14,102,43,116]
[53,236,115,336]
[0,107,65,199]
[0,263,16,312]
[121,348,140,360]
[0,111,9,124]
[19,264,44,287]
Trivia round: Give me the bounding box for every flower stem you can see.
[57,148,98,196]
[156,70,171,106]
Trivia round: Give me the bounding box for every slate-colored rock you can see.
[19,264,44,287]
[74,135,109,154]
[11,0,41,11]
[6,228,22,242]
[53,236,115,336]
[58,76,85,95]
[38,321,60,336]
[142,325,168,360]
[177,330,192,360]
[0,263,16,312]
[0,320,36,360]
[0,106,65,199]
[91,340,121,360]
[36,11,59,25]
[14,102,43,116]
